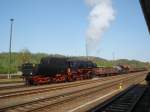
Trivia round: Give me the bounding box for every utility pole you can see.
[112,52,115,66]
[8,18,14,79]
[85,38,89,60]
[86,42,88,60]
[112,52,115,61]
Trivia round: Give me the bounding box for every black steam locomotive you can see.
[21,56,146,85]
[21,57,97,85]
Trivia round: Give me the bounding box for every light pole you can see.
[86,41,88,60]
[112,52,115,66]
[85,38,89,60]
[8,18,14,79]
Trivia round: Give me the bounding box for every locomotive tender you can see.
[21,56,146,85]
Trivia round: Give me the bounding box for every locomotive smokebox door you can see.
[140,0,150,33]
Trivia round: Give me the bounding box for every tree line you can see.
[0,50,149,74]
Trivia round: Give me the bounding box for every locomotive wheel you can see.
[67,77,74,82]
[29,79,35,85]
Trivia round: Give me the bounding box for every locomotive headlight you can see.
[30,72,32,75]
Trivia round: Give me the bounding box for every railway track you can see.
[0,83,25,91]
[0,80,23,84]
[90,84,147,112]
[0,72,146,112]
[0,73,136,99]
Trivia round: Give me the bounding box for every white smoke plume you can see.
[85,0,116,56]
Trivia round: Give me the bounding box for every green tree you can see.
[18,49,31,64]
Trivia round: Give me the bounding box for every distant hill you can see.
[0,52,149,74]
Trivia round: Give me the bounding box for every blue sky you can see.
[0,0,150,62]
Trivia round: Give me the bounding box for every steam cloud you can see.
[85,0,116,56]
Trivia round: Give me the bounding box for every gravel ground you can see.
[0,79,23,84]
[31,74,146,112]
[0,83,24,88]
[0,75,124,95]
[0,71,147,112]
[0,72,147,95]
[0,77,127,109]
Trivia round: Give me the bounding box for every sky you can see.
[0,0,150,62]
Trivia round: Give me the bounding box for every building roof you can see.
[140,0,150,33]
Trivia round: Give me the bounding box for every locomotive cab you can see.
[21,63,37,85]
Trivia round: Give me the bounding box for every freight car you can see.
[128,67,146,73]
[91,65,130,77]
[21,57,146,85]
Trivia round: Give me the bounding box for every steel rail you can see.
[0,73,137,99]
[0,74,144,112]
